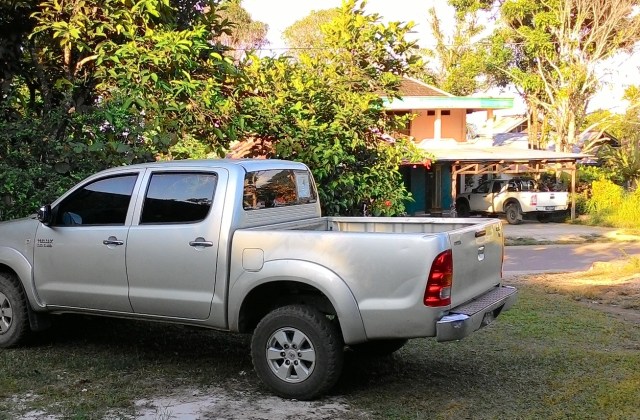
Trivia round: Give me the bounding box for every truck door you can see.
[489,180,506,212]
[125,169,227,320]
[469,181,493,212]
[33,173,141,312]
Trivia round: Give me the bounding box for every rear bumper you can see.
[436,286,517,342]
[534,205,569,212]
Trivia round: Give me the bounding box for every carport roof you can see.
[417,139,588,163]
[413,139,588,182]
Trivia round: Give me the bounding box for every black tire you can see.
[505,202,522,225]
[0,272,30,348]
[536,213,552,223]
[348,339,408,357]
[251,305,344,400]
[551,211,570,223]
[456,200,470,217]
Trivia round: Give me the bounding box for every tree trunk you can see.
[567,112,576,153]
[528,101,539,149]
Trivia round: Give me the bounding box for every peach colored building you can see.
[384,78,513,214]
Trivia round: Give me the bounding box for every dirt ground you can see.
[17,387,369,420]
[125,387,368,420]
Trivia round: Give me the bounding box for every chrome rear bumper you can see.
[436,286,517,342]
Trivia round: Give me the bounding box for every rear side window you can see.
[55,175,138,226]
[244,169,316,210]
[141,172,217,224]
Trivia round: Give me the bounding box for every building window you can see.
[427,110,451,116]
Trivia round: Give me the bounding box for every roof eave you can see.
[383,96,514,110]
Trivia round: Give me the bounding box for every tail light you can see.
[530,194,537,206]
[424,250,453,307]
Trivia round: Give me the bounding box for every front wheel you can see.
[505,202,522,225]
[0,272,30,348]
[251,305,344,400]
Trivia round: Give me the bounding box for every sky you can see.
[242,0,640,115]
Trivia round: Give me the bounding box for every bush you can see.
[584,179,640,228]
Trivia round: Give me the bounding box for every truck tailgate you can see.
[448,219,504,307]
[535,191,569,208]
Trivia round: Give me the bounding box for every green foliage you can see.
[216,0,268,60]
[484,0,640,151]
[600,141,640,190]
[0,0,246,220]
[584,179,640,228]
[242,0,427,216]
[422,3,487,96]
[282,8,341,52]
[583,86,640,189]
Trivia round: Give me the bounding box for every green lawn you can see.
[1,284,638,419]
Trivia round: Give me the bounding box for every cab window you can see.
[140,172,217,224]
[55,175,138,226]
[243,169,316,210]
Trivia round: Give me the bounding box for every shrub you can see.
[585,179,640,228]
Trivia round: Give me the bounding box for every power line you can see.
[223,39,640,52]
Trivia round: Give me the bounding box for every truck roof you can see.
[96,159,310,174]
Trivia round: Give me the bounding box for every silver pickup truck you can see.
[0,159,516,399]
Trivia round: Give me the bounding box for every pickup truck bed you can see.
[232,216,512,343]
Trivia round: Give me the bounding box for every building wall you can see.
[409,109,466,141]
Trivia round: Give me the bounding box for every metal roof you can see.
[417,139,588,162]
[397,77,453,97]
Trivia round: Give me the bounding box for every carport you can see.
[409,143,587,220]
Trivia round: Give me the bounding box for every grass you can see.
[0,318,256,419]
[522,256,640,310]
[341,284,640,419]
[504,234,608,246]
[1,276,639,419]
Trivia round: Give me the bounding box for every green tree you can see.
[422,2,487,96]
[215,0,268,60]
[282,8,341,53]
[242,0,427,216]
[594,87,640,190]
[483,0,640,152]
[0,0,243,220]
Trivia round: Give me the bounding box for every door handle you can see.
[103,236,124,246]
[189,237,213,247]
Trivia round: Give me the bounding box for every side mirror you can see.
[37,205,52,226]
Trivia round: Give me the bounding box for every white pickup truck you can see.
[456,178,570,224]
[0,159,516,399]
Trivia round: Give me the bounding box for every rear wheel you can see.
[348,339,408,357]
[456,200,470,217]
[251,305,344,400]
[505,202,522,225]
[536,213,552,223]
[0,272,30,348]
